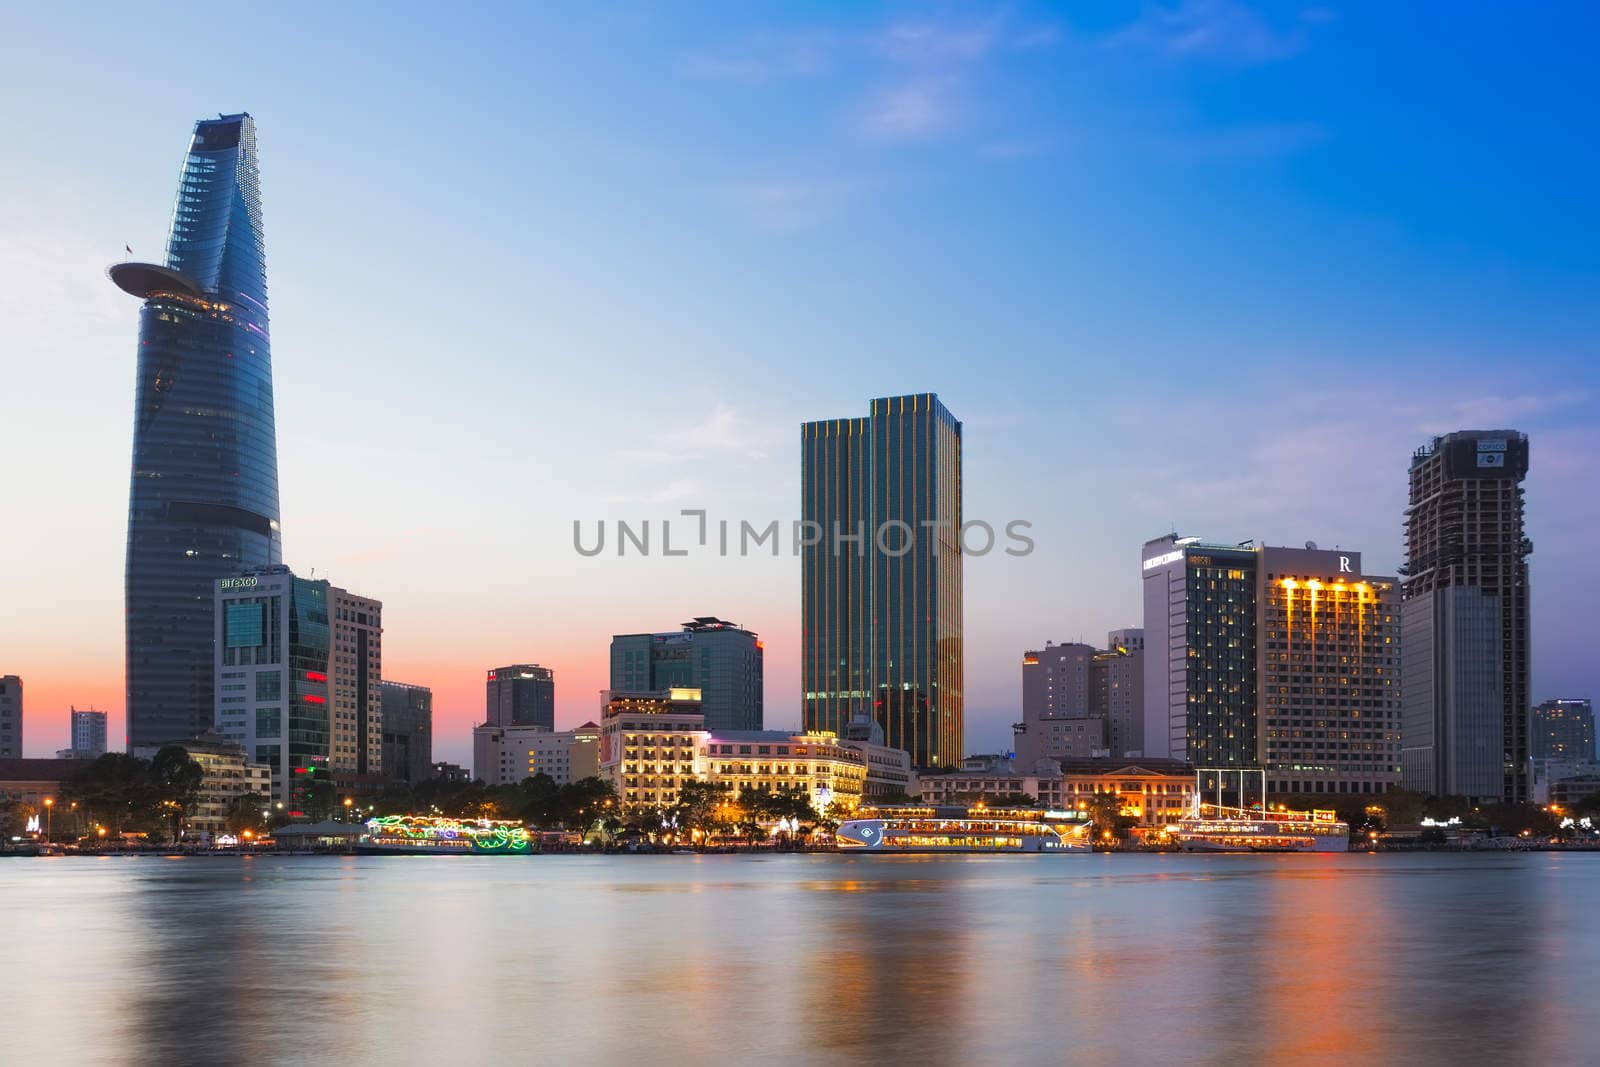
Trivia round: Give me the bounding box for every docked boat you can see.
[836,805,1091,853]
[1170,803,1349,853]
[357,815,535,855]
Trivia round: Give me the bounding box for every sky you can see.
[1,2,1597,764]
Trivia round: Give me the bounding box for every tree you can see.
[673,780,732,836]
[62,753,156,836]
[1084,791,1135,844]
[149,745,205,840]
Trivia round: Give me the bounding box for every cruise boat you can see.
[836,805,1092,853]
[1169,803,1350,853]
[358,815,535,855]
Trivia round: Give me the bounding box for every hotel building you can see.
[599,689,709,811]
[802,393,963,769]
[701,730,865,812]
[597,689,875,814]
[1259,546,1401,797]
[474,721,602,786]
[1401,430,1532,802]
[611,618,764,732]
[328,587,382,777]
[213,567,331,802]
[841,714,919,800]
[133,734,272,838]
[1142,536,1401,797]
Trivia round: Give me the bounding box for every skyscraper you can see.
[328,587,383,776]
[1401,430,1532,802]
[486,665,555,730]
[802,393,963,768]
[113,113,281,748]
[610,617,764,732]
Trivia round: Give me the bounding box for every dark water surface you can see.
[4,852,1598,1065]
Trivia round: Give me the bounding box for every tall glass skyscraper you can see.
[802,394,963,769]
[111,113,281,748]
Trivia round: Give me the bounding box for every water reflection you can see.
[3,853,1597,1065]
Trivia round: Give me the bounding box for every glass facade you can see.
[1182,550,1258,768]
[485,665,556,730]
[121,113,281,748]
[802,394,963,769]
[216,571,329,802]
[609,619,764,733]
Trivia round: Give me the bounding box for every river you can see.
[3,852,1596,1064]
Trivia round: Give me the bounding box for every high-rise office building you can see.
[610,617,764,732]
[70,708,109,759]
[113,113,282,748]
[380,681,433,784]
[328,587,382,776]
[1531,699,1595,763]
[486,665,555,730]
[0,676,20,758]
[213,568,330,802]
[1142,536,1400,795]
[1401,430,1532,802]
[802,393,963,768]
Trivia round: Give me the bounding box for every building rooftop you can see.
[0,758,80,783]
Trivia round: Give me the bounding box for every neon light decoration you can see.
[363,815,533,854]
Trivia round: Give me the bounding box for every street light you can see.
[43,797,54,843]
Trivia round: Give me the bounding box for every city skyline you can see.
[3,5,1598,763]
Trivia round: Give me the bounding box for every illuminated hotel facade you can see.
[801,393,963,769]
[1401,430,1532,803]
[598,689,868,813]
[115,114,283,749]
[1258,546,1401,796]
[1142,536,1401,796]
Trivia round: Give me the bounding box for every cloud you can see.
[618,403,775,465]
[877,19,1002,65]
[728,176,873,230]
[1420,392,1589,434]
[681,31,836,82]
[1108,0,1312,64]
[858,79,965,141]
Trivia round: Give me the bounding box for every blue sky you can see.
[1,2,1596,759]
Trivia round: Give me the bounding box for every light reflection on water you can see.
[3,852,1596,1065]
